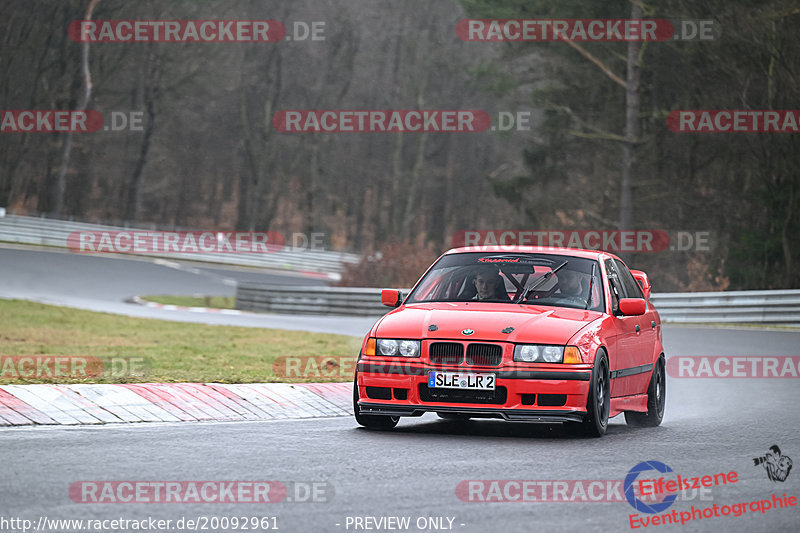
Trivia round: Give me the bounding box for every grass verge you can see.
[0,298,360,384]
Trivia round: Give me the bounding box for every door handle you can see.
[635,325,641,333]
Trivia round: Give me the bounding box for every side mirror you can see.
[381,289,403,308]
[619,298,647,316]
[630,269,651,300]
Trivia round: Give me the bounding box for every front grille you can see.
[418,384,507,405]
[465,343,502,366]
[429,342,464,365]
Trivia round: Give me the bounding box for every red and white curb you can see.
[0,382,352,426]
[297,270,339,281]
[130,296,252,315]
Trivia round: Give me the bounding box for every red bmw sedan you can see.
[353,246,665,437]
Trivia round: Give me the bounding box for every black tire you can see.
[564,350,610,437]
[353,377,399,430]
[624,356,665,427]
[436,412,471,421]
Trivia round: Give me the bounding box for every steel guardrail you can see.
[0,213,360,277]
[235,284,800,324]
[648,290,800,324]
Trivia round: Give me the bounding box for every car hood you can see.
[374,302,603,345]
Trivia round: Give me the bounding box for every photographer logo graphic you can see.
[753,445,793,482]
[624,461,677,514]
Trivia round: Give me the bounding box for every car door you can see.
[604,259,636,397]
[612,258,657,395]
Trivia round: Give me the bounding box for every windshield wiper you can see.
[584,263,596,310]
[514,260,568,304]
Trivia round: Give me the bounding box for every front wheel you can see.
[353,377,399,430]
[624,356,665,427]
[565,350,610,437]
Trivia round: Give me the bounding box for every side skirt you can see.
[609,393,648,418]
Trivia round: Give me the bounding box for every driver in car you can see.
[473,266,510,301]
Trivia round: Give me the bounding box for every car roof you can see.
[444,245,617,262]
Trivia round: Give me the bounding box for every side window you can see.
[604,259,621,313]
[614,259,645,299]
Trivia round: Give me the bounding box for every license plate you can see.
[428,371,496,390]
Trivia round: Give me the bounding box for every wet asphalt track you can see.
[1,245,799,532]
[0,245,376,335]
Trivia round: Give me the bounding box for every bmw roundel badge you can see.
[461,329,474,336]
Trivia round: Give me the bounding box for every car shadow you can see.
[354,416,642,440]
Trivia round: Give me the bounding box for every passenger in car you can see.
[555,269,603,309]
[557,269,587,298]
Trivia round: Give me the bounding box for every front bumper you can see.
[356,358,592,423]
[358,403,586,423]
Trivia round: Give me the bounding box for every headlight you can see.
[515,345,540,362]
[513,344,564,363]
[398,340,419,357]
[377,339,398,355]
[541,346,563,363]
[376,339,420,357]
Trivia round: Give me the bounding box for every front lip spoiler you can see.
[358,402,586,423]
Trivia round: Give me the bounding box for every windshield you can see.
[406,252,605,312]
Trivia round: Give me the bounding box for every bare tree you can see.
[53,0,100,216]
